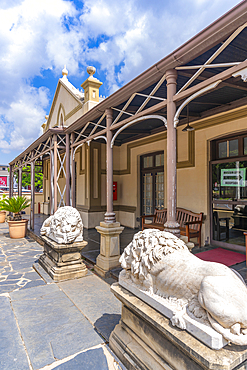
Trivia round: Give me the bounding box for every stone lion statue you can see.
[40,206,83,244]
[119,229,247,345]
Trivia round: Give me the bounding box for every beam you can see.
[179,69,247,92]
[174,59,247,103]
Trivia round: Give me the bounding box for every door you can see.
[210,134,247,249]
[141,152,164,215]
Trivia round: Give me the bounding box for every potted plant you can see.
[0,194,7,223]
[0,196,31,238]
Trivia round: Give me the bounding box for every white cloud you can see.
[0,0,81,161]
[0,0,241,163]
[0,85,49,151]
[81,0,242,92]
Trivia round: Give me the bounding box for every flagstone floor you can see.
[3,215,246,369]
[0,222,125,370]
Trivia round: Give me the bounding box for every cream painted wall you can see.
[20,193,44,215]
[47,83,83,129]
[101,174,106,206]
[177,127,189,162]
[118,136,166,210]
[115,135,167,228]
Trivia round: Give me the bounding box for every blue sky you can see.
[0,0,242,164]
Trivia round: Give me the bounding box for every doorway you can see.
[141,151,164,215]
[210,133,247,250]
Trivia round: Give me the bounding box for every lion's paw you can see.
[171,311,186,330]
[230,323,241,335]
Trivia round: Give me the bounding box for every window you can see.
[219,141,227,158]
[229,139,238,157]
[244,137,247,155]
[143,156,153,168]
[213,133,247,160]
[155,153,164,167]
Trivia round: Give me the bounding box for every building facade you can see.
[9,2,247,265]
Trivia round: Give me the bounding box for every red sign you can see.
[113,182,117,201]
[0,176,7,187]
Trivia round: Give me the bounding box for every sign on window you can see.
[221,168,246,187]
[0,176,7,187]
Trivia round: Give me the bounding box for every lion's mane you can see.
[120,229,187,281]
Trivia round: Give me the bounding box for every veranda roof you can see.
[10,1,247,166]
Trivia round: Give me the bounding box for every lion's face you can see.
[40,206,83,243]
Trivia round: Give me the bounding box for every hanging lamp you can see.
[182,105,194,132]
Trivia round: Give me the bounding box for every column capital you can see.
[165,69,178,85]
[105,108,113,119]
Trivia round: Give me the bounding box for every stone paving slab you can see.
[39,344,125,370]
[52,347,109,370]
[0,224,125,369]
[58,274,121,341]
[0,295,30,370]
[10,283,103,369]
[44,345,121,370]
[0,228,45,294]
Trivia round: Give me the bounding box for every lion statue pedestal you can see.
[109,229,247,370]
[38,206,88,282]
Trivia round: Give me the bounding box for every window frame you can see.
[140,151,164,215]
[212,133,247,161]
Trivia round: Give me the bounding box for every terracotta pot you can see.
[0,211,6,223]
[8,219,28,239]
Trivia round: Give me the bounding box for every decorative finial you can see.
[87,66,96,77]
[62,65,68,78]
[45,115,49,120]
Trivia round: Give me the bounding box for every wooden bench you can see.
[141,208,203,246]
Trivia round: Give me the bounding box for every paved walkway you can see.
[1,218,247,369]
[0,222,125,370]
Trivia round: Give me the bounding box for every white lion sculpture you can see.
[40,206,83,244]
[119,229,247,345]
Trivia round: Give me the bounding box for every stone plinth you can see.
[119,270,227,350]
[38,236,88,282]
[110,283,247,370]
[95,222,124,277]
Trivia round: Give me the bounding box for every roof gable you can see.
[44,76,84,131]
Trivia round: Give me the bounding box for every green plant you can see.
[13,165,43,192]
[0,196,31,221]
[0,193,7,201]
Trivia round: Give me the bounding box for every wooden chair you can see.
[213,211,229,241]
[141,209,167,231]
